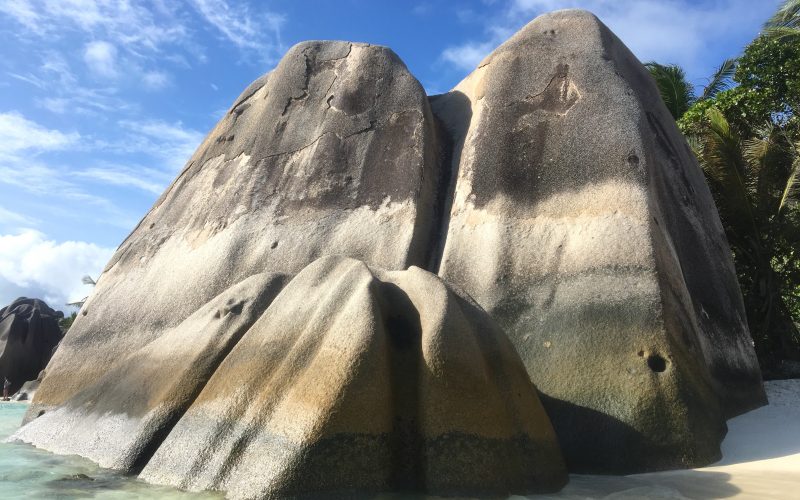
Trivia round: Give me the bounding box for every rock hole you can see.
[627,152,639,167]
[647,354,667,373]
[213,310,221,319]
[270,241,278,249]
[81,309,87,316]
[37,410,45,418]
[637,350,644,357]
[149,222,155,229]
[653,217,659,226]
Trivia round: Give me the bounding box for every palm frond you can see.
[645,62,696,120]
[764,26,800,40]
[701,58,737,101]
[699,108,760,239]
[743,123,788,214]
[764,0,800,40]
[779,153,800,212]
[766,0,800,28]
[743,124,778,172]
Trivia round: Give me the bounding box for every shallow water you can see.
[0,402,219,499]
[2,381,797,499]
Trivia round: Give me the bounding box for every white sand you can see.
[521,379,800,499]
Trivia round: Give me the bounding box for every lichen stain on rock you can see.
[521,64,581,115]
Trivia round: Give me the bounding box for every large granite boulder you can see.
[432,9,765,472]
[0,298,63,394]
[14,272,288,471]
[15,8,766,494]
[138,257,566,497]
[28,40,445,418]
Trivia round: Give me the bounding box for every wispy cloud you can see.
[0,205,39,229]
[190,0,286,62]
[142,70,171,90]
[74,163,173,195]
[0,112,135,227]
[442,41,495,71]
[0,0,190,51]
[440,0,780,84]
[0,111,79,154]
[12,52,135,115]
[116,119,205,170]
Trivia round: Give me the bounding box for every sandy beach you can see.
[523,379,800,499]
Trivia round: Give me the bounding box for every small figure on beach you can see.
[3,377,11,401]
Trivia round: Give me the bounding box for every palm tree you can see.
[764,0,800,41]
[645,59,736,120]
[692,107,800,365]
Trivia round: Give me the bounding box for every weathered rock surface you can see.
[15,7,767,495]
[28,40,444,417]
[14,272,287,471]
[11,379,39,401]
[432,9,764,472]
[139,257,566,498]
[0,298,63,394]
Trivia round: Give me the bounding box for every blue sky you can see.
[0,0,784,309]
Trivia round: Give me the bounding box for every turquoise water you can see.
[0,403,219,499]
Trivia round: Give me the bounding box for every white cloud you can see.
[0,112,137,228]
[74,163,172,194]
[0,205,39,228]
[0,230,114,309]
[0,0,42,32]
[117,119,204,170]
[441,0,781,84]
[0,112,79,154]
[442,41,495,71]
[1,0,189,52]
[190,0,286,61]
[412,3,433,16]
[37,97,70,114]
[142,70,170,90]
[83,40,118,79]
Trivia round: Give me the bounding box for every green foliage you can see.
[659,1,800,370]
[764,0,800,41]
[701,58,738,101]
[735,35,800,118]
[679,87,765,137]
[645,59,738,121]
[691,106,800,368]
[59,312,77,333]
[644,62,695,120]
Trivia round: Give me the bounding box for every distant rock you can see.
[139,257,566,497]
[431,9,764,472]
[0,298,63,394]
[12,379,40,401]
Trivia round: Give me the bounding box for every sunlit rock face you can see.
[15,8,765,497]
[432,9,765,472]
[25,40,445,420]
[139,257,567,498]
[13,272,288,472]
